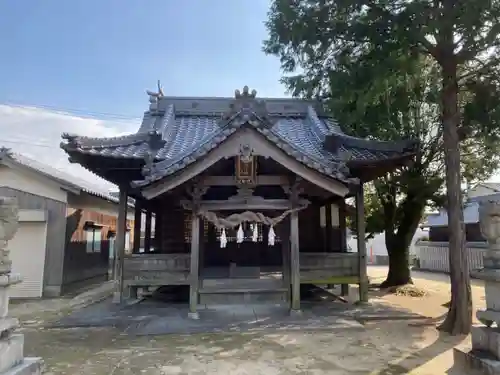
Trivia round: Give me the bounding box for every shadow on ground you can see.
[47,285,429,335]
[19,285,464,374]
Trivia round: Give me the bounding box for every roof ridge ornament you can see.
[235,85,257,99]
[142,131,166,180]
[0,147,13,158]
[146,80,165,112]
[220,86,275,128]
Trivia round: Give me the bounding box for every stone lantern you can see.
[0,197,42,374]
[455,200,500,373]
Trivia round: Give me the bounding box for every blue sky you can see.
[0,0,290,187]
[0,0,285,118]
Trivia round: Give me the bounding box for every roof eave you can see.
[323,133,419,155]
[0,157,83,195]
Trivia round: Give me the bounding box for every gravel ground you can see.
[16,267,476,374]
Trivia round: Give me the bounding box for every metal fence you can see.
[415,241,487,273]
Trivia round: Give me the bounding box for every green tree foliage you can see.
[264,0,500,334]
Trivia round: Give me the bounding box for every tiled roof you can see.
[0,147,125,204]
[61,88,417,185]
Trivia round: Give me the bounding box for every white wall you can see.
[9,212,48,298]
[468,185,500,199]
[0,165,67,202]
[348,228,429,257]
[319,204,339,228]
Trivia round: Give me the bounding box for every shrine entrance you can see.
[182,192,309,308]
[202,222,280,270]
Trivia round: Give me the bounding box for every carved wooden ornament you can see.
[235,144,256,184]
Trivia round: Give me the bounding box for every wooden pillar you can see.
[290,211,301,313]
[314,204,322,249]
[188,213,200,319]
[280,219,291,295]
[325,203,335,289]
[356,184,369,303]
[339,199,349,296]
[154,208,162,251]
[325,204,333,252]
[199,219,205,276]
[132,202,142,254]
[112,187,128,304]
[144,210,152,253]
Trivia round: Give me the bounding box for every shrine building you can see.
[61,85,417,318]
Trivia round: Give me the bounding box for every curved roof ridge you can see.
[136,125,236,185]
[136,112,156,133]
[157,104,176,138]
[323,119,345,135]
[325,132,418,153]
[260,124,350,180]
[61,132,148,149]
[306,105,329,142]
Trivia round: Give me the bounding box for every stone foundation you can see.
[0,274,42,375]
[455,201,500,374]
[0,197,42,375]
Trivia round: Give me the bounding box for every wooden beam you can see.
[112,187,128,304]
[188,214,200,319]
[200,175,289,186]
[140,128,349,199]
[355,184,368,303]
[181,198,310,211]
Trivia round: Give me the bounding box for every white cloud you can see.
[0,104,139,191]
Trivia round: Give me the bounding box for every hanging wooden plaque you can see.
[235,155,256,184]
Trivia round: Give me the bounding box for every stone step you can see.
[453,347,500,375]
[202,278,283,289]
[199,287,288,305]
[3,357,43,375]
[0,334,25,374]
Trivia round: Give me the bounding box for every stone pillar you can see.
[112,187,128,304]
[188,213,200,319]
[455,200,500,372]
[355,184,368,303]
[290,211,301,314]
[0,197,43,374]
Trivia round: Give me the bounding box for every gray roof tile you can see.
[61,92,417,187]
[0,148,124,204]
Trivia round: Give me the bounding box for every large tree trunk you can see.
[380,191,426,288]
[437,55,472,335]
[381,243,412,288]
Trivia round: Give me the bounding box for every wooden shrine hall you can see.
[61,85,417,318]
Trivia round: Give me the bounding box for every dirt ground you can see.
[19,267,480,375]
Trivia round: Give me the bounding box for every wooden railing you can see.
[123,254,191,286]
[299,253,359,284]
[123,252,361,287]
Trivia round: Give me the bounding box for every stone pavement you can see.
[10,280,114,325]
[13,269,478,374]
